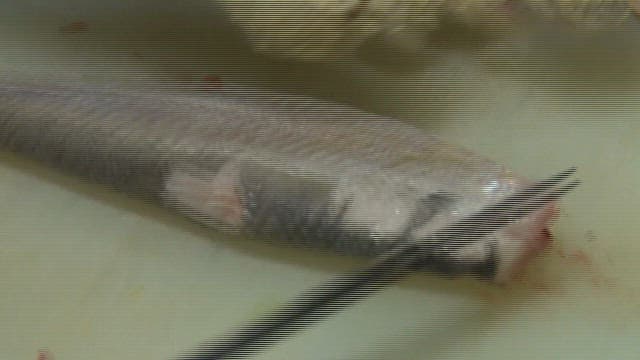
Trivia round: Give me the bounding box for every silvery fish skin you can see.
[0,78,555,283]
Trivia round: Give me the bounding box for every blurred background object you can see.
[218,0,636,71]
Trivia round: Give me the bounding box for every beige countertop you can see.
[1,1,639,359]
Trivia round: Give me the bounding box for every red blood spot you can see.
[500,0,517,14]
[568,249,592,266]
[202,75,223,90]
[540,228,553,248]
[37,349,53,360]
[511,271,563,296]
[59,21,89,33]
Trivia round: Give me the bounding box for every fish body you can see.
[0,77,554,282]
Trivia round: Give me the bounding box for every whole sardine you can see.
[0,77,556,283]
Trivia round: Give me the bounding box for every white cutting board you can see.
[1,1,639,359]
